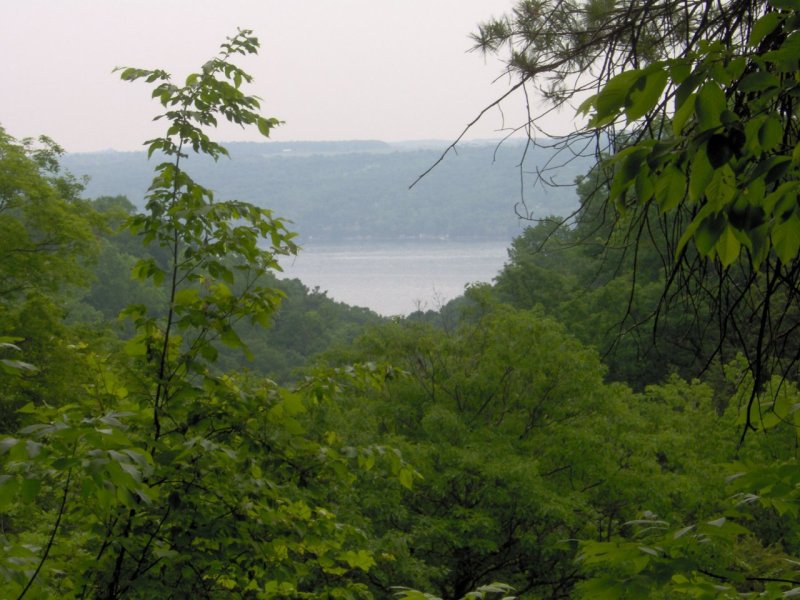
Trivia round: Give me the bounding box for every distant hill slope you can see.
[62,140,589,243]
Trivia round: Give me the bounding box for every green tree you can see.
[0,129,102,431]
[317,294,740,599]
[468,0,800,429]
[0,30,411,599]
[0,129,97,303]
[461,0,800,594]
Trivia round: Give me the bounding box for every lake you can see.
[278,240,511,316]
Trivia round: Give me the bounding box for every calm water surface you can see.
[278,240,510,316]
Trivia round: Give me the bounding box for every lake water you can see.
[278,240,511,316]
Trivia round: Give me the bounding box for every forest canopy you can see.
[3,4,800,599]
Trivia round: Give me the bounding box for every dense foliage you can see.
[472,0,800,430]
[4,4,800,597]
[0,32,410,599]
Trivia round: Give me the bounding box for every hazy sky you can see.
[0,0,582,153]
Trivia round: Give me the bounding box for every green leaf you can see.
[672,90,696,135]
[625,67,669,123]
[705,165,736,207]
[21,477,41,503]
[750,12,783,47]
[174,287,200,307]
[609,147,649,204]
[220,327,244,350]
[763,180,799,214]
[677,201,718,255]
[759,115,783,152]
[715,225,741,267]
[695,212,726,255]
[765,31,800,70]
[695,82,726,130]
[117,67,140,81]
[595,70,643,122]
[398,467,414,490]
[689,148,714,202]
[338,549,376,571]
[576,94,596,116]
[124,335,148,358]
[668,58,691,84]
[737,71,780,93]
[635,166,655,203]
[772,213,800,263]
[655,165,686,213]
[257,116,277,137]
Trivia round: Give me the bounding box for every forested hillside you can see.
[4,0,800,597]
[62,140,588,242]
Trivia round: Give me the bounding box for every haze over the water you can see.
[1,0,579,153]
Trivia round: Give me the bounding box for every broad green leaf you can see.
[576,94,596,116]
[689,149,714,202]
[655,165,686,213]
[715,225,741,267]
[220,327,244,350]
[635,166,655,203]
[124,335,148,358]
[705,164,736,207]
[751,10,782,47]
[737,71,780,93]
[763,180,800,214]
[282,392,306,416]
[764,31,800,70]
[610,147,648,204]
[677,201,719,255]
[174,287,200,306]
[695,82,726,130]
[625,67,669,123]
[398,466,414,490]
[772,213,800,263]
[667,58,691,84]
[759,115,784,152]
[257,116,278,137]
[672,90,696,135]
[595,70,643,121]
[695,212,726,255]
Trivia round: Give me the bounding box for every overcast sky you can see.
[1,1,579,153]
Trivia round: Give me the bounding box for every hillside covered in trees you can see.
[61,139,588,242]
[4,0,800,595]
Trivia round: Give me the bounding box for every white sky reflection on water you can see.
[278,240,510,316]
